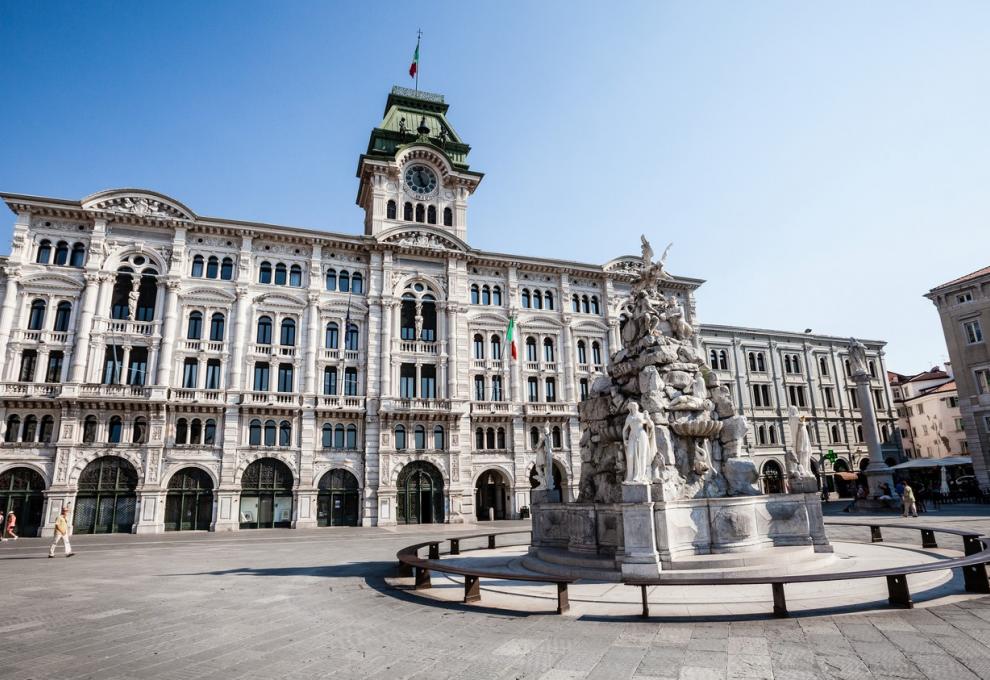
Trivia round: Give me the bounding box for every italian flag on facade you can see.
[506,317,517,360]
[409,42,419,79]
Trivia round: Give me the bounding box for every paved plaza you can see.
[3,506,990,679]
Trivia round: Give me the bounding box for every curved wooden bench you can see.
[396,529,574,613]
[626,522,990,618]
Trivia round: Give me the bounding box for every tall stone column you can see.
[854,372,894,495]
[0,265,21,372]
[379,299,394,397]
[154,279,181,386]
[226,286,250,393]
[303,293,320,396]
[447,303,459,399]
[561,319,576,402]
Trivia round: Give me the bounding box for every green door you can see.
[0,467,47,537]
[73,457,138,534]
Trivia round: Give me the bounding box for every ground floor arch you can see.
[240,458,294,529]
[396,461,444,525]
[74,456,139,534]
[761,459,784,494]
[475,468,511,520]
[164,467,214,531]
[317,469,360,527]
[0,467,46,537]
[529,460,567,500]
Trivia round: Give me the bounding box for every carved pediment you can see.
[379,226,467,254]
[20,272,84,294]
[82,189,194,221]
[603,256,644,275]
[253,291,307,309]
[182,286,237,305]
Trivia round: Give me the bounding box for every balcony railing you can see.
[79,384,153,399]
[471,359,505,371]
[0,382,60,398]
[382,397,452,412]
[102,319,157,336]
[399,341,438,355]
[242,391,301,406]
[524,402,571,416]
[318,395,366,410]
[471,401,513,414]
[170,388,224,403]
[322,349,340,360]
[12,330,71,345]
[179,340,225,353]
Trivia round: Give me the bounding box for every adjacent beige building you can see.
[890,366,967,459]
[926,266,990,484]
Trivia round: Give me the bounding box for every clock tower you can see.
[356,86,483,241]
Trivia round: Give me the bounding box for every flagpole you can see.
[415,29,421,92]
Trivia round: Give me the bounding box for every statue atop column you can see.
[848,337,869,377]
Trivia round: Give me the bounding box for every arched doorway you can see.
[74,456,138,534]
[0,467,46,537]
[475,469,511,520]
[761,460,784,494]
[240,458,294,529]
[396,461,444,524]
[164,468,214,531]
[317,469,360,527]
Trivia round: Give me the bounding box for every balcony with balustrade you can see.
[169,388,225,404]
[241,391,302,407]
[11,329,73,346]
[470,401,516,415]
[0,382,61,398]
[524,402,574,417]
[397,340,439,356]
[178,340,226,354]
[381,397,453,412]
[316,395,366,412]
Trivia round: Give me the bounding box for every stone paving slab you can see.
[0,514,989,678]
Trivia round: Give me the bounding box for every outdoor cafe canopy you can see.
[888,456,972,470]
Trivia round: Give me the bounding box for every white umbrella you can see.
[940,466,951,495]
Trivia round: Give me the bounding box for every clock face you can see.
[404,164,438,195]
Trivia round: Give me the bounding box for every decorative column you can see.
[226,286,251,394]
[303,293,320,396]
[0,265,21,372]
[561,319,576,402]
[850,341,895,499]
[447,303,459,399]
[154,278,181,386]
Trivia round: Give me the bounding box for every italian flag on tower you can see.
[409,41,419,79]
[506,318,517,360]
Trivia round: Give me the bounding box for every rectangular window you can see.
[873,389,884,410]
[182,358,199,389]
[984,415,990,433]
[849,389,859,409]
[277,364,294,393]
[18,349,38,382]
[102,348,121,384]
[917,403,924,414]
[824,387,834,409]
[253,363,270,392]
[491,376,503,401]
[975,368,990,395]
[323,367,337,395]
[957,291,974,304]
[399,364,416,399]
[900,429,909,439]
[420,366,436,399]
[45,351,64,383]
[964,319,984,344]
[204,360,222,390]
[344,367,358,396]
[955,418,964,431]
[948,396,959,408]
[474,376,485,401]
[545,378,556,403]
[528,377,539,402]
[580,379,589,400]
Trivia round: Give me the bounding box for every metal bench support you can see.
[415,566,432,590]
[963,564,990,594]
[450,539,460,555]
[556,583,570,614]
[870,526,883,543]
[772,583,788,617]
[428,542,440,560]
[886,574,913,608]
[488,534,497,550]
[964,535,983,556]
[464,574,481,603]
[640,585,650,618]
[921,529,938,549]
[398,560,413,577]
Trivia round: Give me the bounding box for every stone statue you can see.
[786,406,811,477]
[398,117,407,135]
[665,296,693,340]
[622,402,656,484]
[848,337,869,377]
[640,235,654,269]
[127,287,140,321]
[414,311,424,341]
[541,421,555,491]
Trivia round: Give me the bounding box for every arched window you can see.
[856,425,864,442]
[189,418,202,444]
[552,426,562,448]
[346,424,358,449]
[249,419,262,446]
[481,285,491,306]
[784,355,792,373]
[321,423,332,448]
[187,311,203,340]
[530,426,540,449]
[220,257,234,280]
[280,318,296,346]
[868,361,877,378]
[36,240,52,264]
[395,425,406,450]
[543,338,555,362]
[443,207,453,227]
[544,291,554,310]
[325,322,339,349]
[497,427,506,449]
[39,415,55,443]
[475,427,485,450]
[83,416,97,443]
[209,313,225,342]
[819,356,829,376]
[490,334,501,358]
[132,417,147,444]
[757,354,766,372]
[387,200,397,219]
[53,241,69,266]
[521,290,531,308]
[344,325,359,351]
[748,352,757,371]
[492,286,502,306]
[526,337,538,362]
[70,242,86,267]
[403,202,413,221]
[108,416,123,443]
[206,256,219,279]
[53,301,72,332]
[27,299,46,330]
[581,295,590,314]
[830,425,840,443]
[758,425,767,445]
[289,264,302,287]
[334,425,345,449]
[433,425,444,450]
[718,350,728,370]
[204,419,217,445]
[485,427,496,449]
[578,340,587,365]
[325,269,337,291]
[274,263,287,286]
[473,334,484,359]
[572,294,580,312]
[256,316,273,344]
[768,425,777,445]
[175,418,188,445]
[427,205,437,224]
[414,424,426,450]
[590,296,600,315]
[415,204,425,223]
[279,421,291,446]
[351,273,363,294]
[533,289,543,310]
[470,284,479,305]
[22,415,38,442]
[264,420,277,446]
[190,255,204,277]
[4,415,20,442]
[339,271,350,293]
[710,349,719,366]
[258,261,272,284]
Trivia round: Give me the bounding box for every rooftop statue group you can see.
[578,237,818,503]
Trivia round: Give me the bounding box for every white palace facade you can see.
[0,87,900,535]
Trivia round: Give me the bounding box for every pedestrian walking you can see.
[0,509,5,542]
[49,507,73,558]
[902,483,919,518]
[4,509,18,540]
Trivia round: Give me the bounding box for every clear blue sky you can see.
[2,1,988,373]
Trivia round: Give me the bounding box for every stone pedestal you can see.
[619,482,662,579]
[531,489,561,505]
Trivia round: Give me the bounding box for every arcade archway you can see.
[396,461,444,525]
[317,469,360,527]
[761,460,784,494]
[475,469,511,520]
[240,458,294,529]
[74,456,138,534]
[0,467,46,537]
[165,467,214,531]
